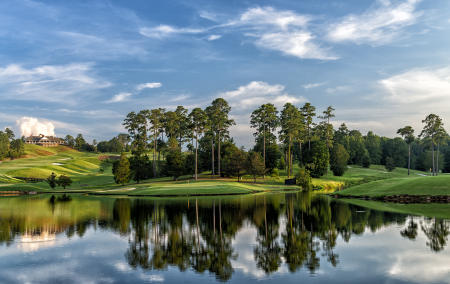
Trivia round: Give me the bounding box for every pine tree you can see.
[114,153,131,185]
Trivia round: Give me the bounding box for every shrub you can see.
[296,167,312,191]
[330,144,349,176]
[385,157,396,172]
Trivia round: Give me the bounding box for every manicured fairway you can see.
[336,175,450,197]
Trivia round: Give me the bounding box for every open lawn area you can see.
[0,145,444,197]
[335,175,450,197]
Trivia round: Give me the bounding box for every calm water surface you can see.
[0,193,449,283]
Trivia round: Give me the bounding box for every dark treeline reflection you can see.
[0,194,449,281]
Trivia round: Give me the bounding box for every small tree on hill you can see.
[57,175,72,189]
[330,144,349,176]
[246,152,265,183]
[46,172,57,189]
[296,167,312,191]
[114,153,131,185]
[385,157,396,172]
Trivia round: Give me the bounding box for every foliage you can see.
[295,167,312,191]
[57,175,73,189]
[46,172,58,189]
[385,157,396,172]
[362,150,371,168]
[330,144,349,176]
[246,151,266,182]
[222,147,247,181]
[114,153,131,185]
[129,155,153,183]
[304,141,329,178]
[278,155,286,170]
[165,149,185,180]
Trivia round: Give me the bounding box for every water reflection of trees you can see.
[0,194,449,280]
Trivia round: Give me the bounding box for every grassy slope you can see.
[336,175,450,197]
[1,145,443,198]
[340,198,450,219]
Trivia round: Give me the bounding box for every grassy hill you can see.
[335,175,450,197]
[2,144,447,198]
[0,144,115,191]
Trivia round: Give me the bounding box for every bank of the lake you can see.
[335,175,450,201]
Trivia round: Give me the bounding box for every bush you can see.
[305,141,329,178]
[385,157,396,172]
[295,167,312,191]
[270,168,279,177]
[330,144,349,176]
[362,152,371,168]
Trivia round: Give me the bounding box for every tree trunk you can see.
[263,125,266,179]
[432,142,435,176]
[288,136,291,178]
[218,131,221,177]
[437,142,440,176]
[153,131,157,177]
[408,144,411,176]
[195,132,198,181]
[211,135,215,177]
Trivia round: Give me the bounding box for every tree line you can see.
[0,128,25,160]
[110,97,449,184]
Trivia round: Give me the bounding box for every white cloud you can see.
[207,34,222,41]
[303,82,325,89]
[220,81,305,110]
[237,7,337,60]
[327,0,421,44]
[105,92,132,103]
[219,81,306,147]
[380,67,450,104]
[326,85,351,94]
[16,117,55,137]
[169,94,191,102]
[136,82,162,91]
[0,63,110,103]
[139,25,205,39]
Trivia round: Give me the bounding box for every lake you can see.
[0,193,449,283]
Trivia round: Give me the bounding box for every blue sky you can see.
[1,0,449,147]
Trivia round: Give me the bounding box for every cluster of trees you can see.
[46,172,73,189]
[116,97,450,183]
[0,128,25,160]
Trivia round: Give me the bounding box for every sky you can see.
[0,0,449,147]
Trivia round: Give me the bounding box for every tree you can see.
[0,131,10,160]
[46,172,57,189]
[5,128,14,141]
[397,126,415,175]
[9,139,24,159]
[330,144,349,176]
[222,147,247,181]
[385,157,396,172]
[147,108,165,177]
[250,104,279,176]
[75,134,87,151]
[364,131,382,164]
[246,152,265,183]
[434,126,448,176]
[300,103,316,150]
[114,153,131,185]
[129,155,152,183]
[296,167,312,191]
[279,103,302,178]
[175,106,189,149]
[65,135,75,148]
[318,106,335,149]
[165,149,185,180]
[206,98,235,177]
[189,108,208,180]
[57,175,73,189]
[305,141,329,178]
[420,114,443,176]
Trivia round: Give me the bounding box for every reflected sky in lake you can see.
[0,193,449,283]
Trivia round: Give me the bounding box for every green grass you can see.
[339,198,450,219]
[336,175,450,197]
